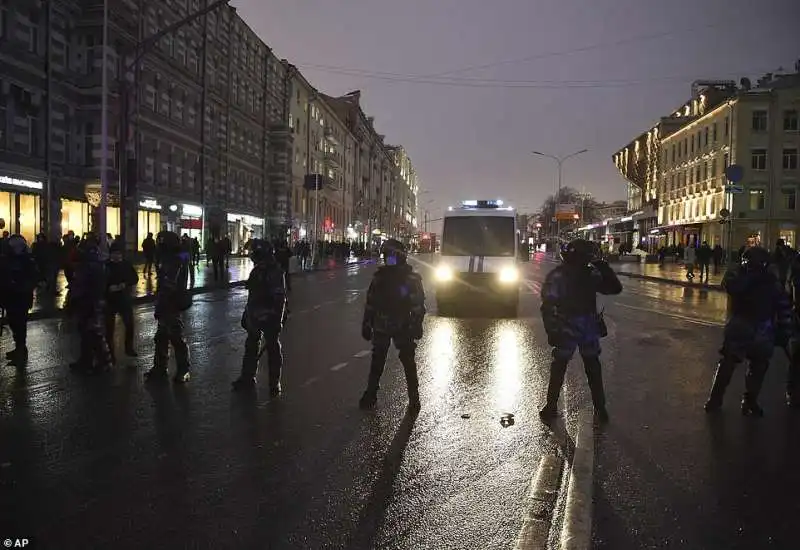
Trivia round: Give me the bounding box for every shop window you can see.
[780,230,796,248]
[781,188,797,210]
[137,210,161,250]
[749,189,765,211]
[18,193,40,243]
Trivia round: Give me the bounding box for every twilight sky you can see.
[237,0,799,220]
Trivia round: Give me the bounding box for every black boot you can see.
[741,360,768,418]
[359,390,378,410]
[6,346,28,363]
[540,359,568,421]
[583,356,608,421]
[704,359,735,412]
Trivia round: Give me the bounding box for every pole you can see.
[556,158,563,240]
[45,0,54,240]
[99,0,109,250]
[313,175,320,263]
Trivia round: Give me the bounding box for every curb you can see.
[614,271,724,292]
[559,410,594,550]
[25,260,369,322]
[515,453,565,549]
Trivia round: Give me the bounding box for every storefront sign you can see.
[139,199,162,210]
[182,204,203,217]
[0,176,43,191]
[227,213,264,225]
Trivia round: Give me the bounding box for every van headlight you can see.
[435,265,454,282]
[498,266,519,283]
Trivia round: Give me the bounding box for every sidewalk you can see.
[27,255,365,317]
[614,261,724,290]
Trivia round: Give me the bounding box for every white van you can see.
[433,200,520,317]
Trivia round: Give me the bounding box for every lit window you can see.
[749,189,765,210]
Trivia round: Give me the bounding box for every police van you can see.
[434,199,520,317]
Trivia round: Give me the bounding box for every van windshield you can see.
[441,216,515,257]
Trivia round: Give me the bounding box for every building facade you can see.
[658,71,800,250]
[0,0,290,253]
[386,144,418,242]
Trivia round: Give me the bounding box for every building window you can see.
[712,123,717,142]
[781,188,797,210]
[752,110,768,132]
[785,110,799,132]
[784,148,798,170]
[703,126,709,147]
[724,116,729,137]
[751,149,767,171]
[749,189,765,210]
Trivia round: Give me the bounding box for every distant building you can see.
[659,68,800,249]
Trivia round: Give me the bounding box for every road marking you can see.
[312,305,321,310]
[515,453,564,549]
[612,301,723,327]
[353,350,371,358]
[330,362,348,371]
[301,377,319,387]
[560,410,594,550]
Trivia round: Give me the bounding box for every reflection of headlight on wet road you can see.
[435,265,454,281]
[498,266,519,283]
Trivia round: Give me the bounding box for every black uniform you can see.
[705,246,793,416]
[145,231,192,383]
[232,239,286,394]
[105,242,139,363]
[539,239,623,422]
[359,239,426,410]
[0,235,37,363]
[69,235,113,373]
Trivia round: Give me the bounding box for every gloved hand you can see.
[361,323,373,341]
[546,330,562,348]
[410,324,423,340]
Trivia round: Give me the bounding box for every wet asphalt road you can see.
[2,254,799,549]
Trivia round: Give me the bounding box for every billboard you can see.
[555,203,577,220]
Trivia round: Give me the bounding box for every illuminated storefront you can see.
[0,176,43,243]
[60,199,120,238]
[177,203,203,241]
[137,199,162,250]
[227,213,264,254]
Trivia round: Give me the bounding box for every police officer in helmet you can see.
[145,230,192,383]
[0,234,37,364]
[233,238,286,394]
[539,238,622,423]
[359,239,426,411]
[705,245,793,416]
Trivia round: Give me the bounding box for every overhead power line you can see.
[296,18,739,81]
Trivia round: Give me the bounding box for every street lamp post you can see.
[532,148,588,243]
[101,0,232,250]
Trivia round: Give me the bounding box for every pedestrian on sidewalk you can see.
[712,244,724,274]
[772,238,794,290]
[697,241,713,282]
[0,235,37,364]
[704,246,793,416]
[539,239,622,423]
[142,232,156,276]
[684,244,697,280]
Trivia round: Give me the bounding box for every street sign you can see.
[725,184,744,194]
[725,164,744,183]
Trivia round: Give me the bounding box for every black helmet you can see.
[6,234,29,256]
[156,231,181,252]
[561,239,593,265]
[250,238,274,262]
[77,236,102,262]
[741,246,770,270]
[380,238,407,265]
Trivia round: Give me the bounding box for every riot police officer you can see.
[0,235,37,363]
[539,238,623,423]
[145,231,192,383]
[105,241,139,363]
[68,234,113,374]
[359,239,426,411]
[705,246,793,416]
[232,239,286,394]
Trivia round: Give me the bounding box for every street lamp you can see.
[532,148,588,242]
[100,0,232,251]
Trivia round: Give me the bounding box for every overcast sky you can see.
[236,0,799,219]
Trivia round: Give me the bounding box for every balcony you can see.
[324,151,341,169]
